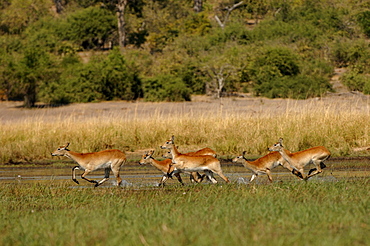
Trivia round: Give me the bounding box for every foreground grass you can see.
[0,179,368,246]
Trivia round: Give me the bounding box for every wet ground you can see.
[1,158,368,188]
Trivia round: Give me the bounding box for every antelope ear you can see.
[171,135,175,141]
[150,149,155,155]
[242,151,246,157]
[65,142,70,148]
[278,138,283,144]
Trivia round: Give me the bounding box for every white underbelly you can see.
[175,166,208,172]
[85,161,112,170]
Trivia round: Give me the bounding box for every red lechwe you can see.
[268,138,331,180]
[139,150,203,186]
[232,151,289,182]
[160,136,229,184]
[51,143,126,187]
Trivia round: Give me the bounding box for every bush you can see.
[252,47,300,77]
[183,12,212,36]
[363,80,370,94]
[100,48,141,101]
[254,74,331,99]
[179,64,206,95]
[41,48,141,104]
[209,22,252,45]
[0,0,53,35]
[248,47,300,91]
[24,17,76,55]
[296,0,344,32]
[143,74,191,102]
[330,39,370,67]
[64,6,116,50]
[341,66,368,92]
[357,11,370,37]
[248,47,332,98]
[58,62,104,103]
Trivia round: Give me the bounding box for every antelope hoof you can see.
[72,179,79,185]
[308,168,317,176]
[292,170,304,179]
[199,174,206,183]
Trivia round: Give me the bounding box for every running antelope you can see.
[160,136,230,184]
[139,150,203,186]
[162,147,217,183]
[51,143,126,187]
[232,151,288,182]
[268,138,331,180]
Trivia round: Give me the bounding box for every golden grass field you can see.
[1,92,370,164]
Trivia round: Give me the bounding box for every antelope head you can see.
[160,135,175,150]
[268,138,284,152]
[139,150,154,165]
[232,151,247,163]
[51,143,70,156]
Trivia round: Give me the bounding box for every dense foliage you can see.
[0,0,370,106]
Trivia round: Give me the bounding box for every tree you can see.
[0,0,53,34]
[15,47,56,107]
[215,1,244,29]
[205,64,235,98]
[50,0,144,48]
[65,6,117,50]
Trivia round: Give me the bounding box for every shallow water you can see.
[0,158,368,188]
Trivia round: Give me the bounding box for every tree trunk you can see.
[117,0,128,48]
[215,76,224,99]
[194,0,203,13]
[24,81,37,108]
[54,0,63,14]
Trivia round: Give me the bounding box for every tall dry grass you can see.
[1,100,369,163]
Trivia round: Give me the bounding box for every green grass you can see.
[0,179,368,246]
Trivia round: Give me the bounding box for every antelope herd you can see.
[51,136,331,187]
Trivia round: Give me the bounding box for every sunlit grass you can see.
[0,179,368,245]
[1,101,370,163]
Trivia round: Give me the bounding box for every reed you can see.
[1,101,369,164]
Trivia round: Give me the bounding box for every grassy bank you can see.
[1,102,370,164]
[0,179,368,245]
